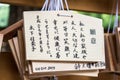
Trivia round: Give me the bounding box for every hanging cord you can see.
[48,0,54,10]
[112,0,119,33]
[41,0,49,11]
[107,0,116,33]
[54,0,58,10]
[64,0,69,11]
[56,0,60,11]
[45,0,49,10]
[41,0,69,11]
[59,0,64,10]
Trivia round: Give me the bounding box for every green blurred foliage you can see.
[101,14,115,30]
[77,11,120,30]
[0,4,10,28]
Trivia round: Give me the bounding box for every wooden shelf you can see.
[0,0,120,14]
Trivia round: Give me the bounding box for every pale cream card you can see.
[31,61,105,73]
[23,11,105,62]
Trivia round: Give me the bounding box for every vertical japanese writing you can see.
[63,20,70,57]
[79,21,87,59]
[29,25,36,52]
[45,19,52,57]
[53,19,61,58]
[36,15,43,53]
[71,21,79,59]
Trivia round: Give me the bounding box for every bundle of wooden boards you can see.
[104,24,120,72]
[0,11,108,79]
